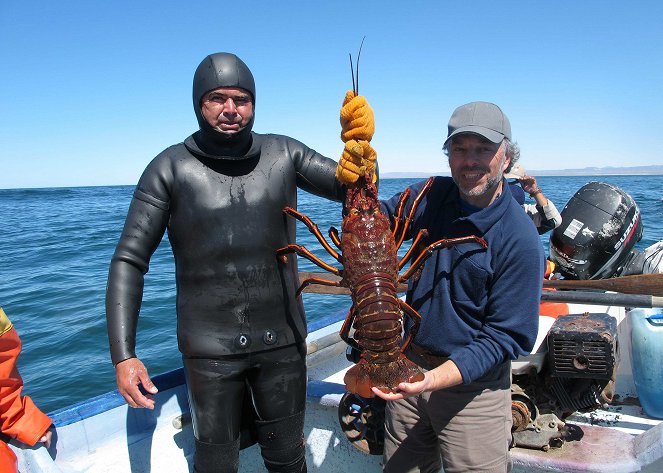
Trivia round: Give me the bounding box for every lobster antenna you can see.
[348,37,366,96]
[355,36,365,95]
[349,53,356,95]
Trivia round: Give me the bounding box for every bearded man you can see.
[374,102,544,473]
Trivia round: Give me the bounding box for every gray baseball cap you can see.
[445,101,511,145]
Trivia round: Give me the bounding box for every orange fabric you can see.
[0,309,12,337]
[539,301,570,319]
[0,326,52,447]
[0,441,17,473]
[540,261,569,317]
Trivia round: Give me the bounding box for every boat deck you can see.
[12,308,663,472]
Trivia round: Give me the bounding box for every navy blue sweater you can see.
[382,177,544,384]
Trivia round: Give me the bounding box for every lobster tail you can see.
[344,355,424,398]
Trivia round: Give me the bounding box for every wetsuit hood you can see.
[191,52,257,159]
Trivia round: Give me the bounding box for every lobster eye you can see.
[350,208,360,216]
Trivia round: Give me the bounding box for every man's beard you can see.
[463,170,502,197]
[456,150,507,201]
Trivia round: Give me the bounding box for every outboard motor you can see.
[549,182,643,280]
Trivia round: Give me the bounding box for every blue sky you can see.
[1,1,662,189]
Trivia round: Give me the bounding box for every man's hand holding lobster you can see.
[336,91,377,184]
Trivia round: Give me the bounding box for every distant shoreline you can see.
[2,168,662,190]
[381,167,663,179]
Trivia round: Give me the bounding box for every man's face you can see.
[200,87,254,134]
[448,134,510,208]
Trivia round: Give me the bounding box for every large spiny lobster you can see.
[278,45,487,398]
[277,174,488,398]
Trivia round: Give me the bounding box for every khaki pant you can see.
[383,361,512,473]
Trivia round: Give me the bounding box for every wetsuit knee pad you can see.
[193,437,240,473]
[256,410,306,473]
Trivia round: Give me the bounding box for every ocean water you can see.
[1,175,662,413]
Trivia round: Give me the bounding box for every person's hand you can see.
[115,357,158,409]
[39,428,53,449]
[340,91,374,142]
[370,360,463,400]
[370,370,436,401]
[336,139,377,184]
[337,91,377,184]
[519,176,541,196]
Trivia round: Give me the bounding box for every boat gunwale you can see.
[48,309,350,427]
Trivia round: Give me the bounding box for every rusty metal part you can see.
[511,383,537,433]
[512,400,532,432]
[338,392,385,455]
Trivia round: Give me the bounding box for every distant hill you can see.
[381,165,663,179]
[526,165,663,176]
[381,171,448,178]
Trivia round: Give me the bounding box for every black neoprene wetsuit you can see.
[106,132,343,362]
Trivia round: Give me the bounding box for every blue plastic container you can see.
[630,308,663,419]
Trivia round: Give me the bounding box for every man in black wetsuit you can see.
[105,52,373,472]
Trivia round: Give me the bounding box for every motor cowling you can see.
[549,182,643,280]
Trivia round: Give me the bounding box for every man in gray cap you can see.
[375,101,544,472]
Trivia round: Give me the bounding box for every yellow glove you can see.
[340,91,375,143]
[336,139,377,184]
[337,91,377,184]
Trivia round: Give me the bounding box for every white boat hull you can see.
[11,302,663,472]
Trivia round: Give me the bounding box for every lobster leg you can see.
[296,277,343,297]
[390,188,412,240]
[277,244,341,275]
[397,229,429,271]
[283,207,341,262]
[394,177,435,250]
[398,235,488,283]
[339,306,360,350]
[329,227,342,249]
[398,300,423,353]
